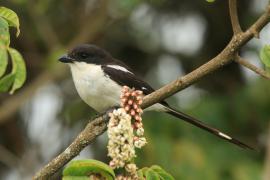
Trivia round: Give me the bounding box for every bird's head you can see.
[58,44,112,65]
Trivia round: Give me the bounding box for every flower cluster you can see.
[107,108,135,169]
[121,86,143,127]
[120,86,146,149]
[107,86,147,179]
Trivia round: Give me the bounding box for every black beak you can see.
[58,54,74,63]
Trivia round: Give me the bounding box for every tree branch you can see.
[235,55,270,80]
[33,3,270,180]
[33,115,108,179]
[229,0,242,34]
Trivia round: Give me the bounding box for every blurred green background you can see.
[0,0,270,179]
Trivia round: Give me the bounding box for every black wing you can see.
[102,65,154,94]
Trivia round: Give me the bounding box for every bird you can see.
[58,44,253,150]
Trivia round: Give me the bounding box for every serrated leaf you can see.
[150,165,175,180]
[0,17,10,46]
[260,45,270,68]
[8,48,26,94]
[145,169,160,180]
[0,43,8,77]
[0,73,15,92]
[63,159,115,180]
[0,7,20,36]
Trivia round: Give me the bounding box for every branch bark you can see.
[229,0,242,34]
[33,3,270,179]
[235,55,270,80]
[33,115,108,180]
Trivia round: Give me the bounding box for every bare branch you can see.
[143,4,270,108]
[229,0,242,34]
[235,55,270,80]
[33,3,270,179]
[33,115,107,179]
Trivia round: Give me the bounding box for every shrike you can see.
[59,44,252,149]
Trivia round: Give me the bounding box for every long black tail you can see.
[165,106,254,150]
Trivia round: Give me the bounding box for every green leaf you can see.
[150,165,175,180]
[137,165,175,180]
[0,17,10,46]
[63,177,91,180]
[206,0,215,2]
[0,7,20,36]
[260,45,270,68]
[0,73,15,92]
[8,48,26,94]
[63,159,115,180]
[137,169,144,179]
[0,43,8,77]
[145,169,160,180]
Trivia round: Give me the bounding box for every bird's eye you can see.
[78,52,89,59]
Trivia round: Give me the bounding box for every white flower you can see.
[125,163,137,175]
[134,137,147,148]
[136,127,144,136]
[107,108,136,169]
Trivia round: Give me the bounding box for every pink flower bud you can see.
[131,91,136,96]
[133,104,138,109]
[128,100,133,105]
[125,92,130,96]
[109,161,116,168]
[130,109,136,116]
[134,122,142,128]
[137,100,143,105]
[136,108,142,113]
[124,105,130,111]
[135,115,141,121]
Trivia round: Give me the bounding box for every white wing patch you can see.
[218,132,232,140]
[107,65,133,74]
[142,87,147,90]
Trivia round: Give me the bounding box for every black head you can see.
[59,44,112,64]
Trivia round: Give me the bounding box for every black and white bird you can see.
[59,44,252,149]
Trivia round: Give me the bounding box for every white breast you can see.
[69,62,122,112]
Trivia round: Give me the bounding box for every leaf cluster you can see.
[0,7,26,94]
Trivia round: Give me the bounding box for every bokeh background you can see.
[0,0,270,179]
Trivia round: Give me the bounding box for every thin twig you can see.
[229,0,242,34]
[33,3,270,179]
[235,55,270,80]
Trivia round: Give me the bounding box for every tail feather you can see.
[165,106,254,150]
